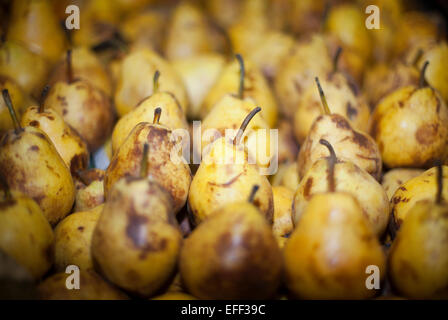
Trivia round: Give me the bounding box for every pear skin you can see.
[272,186,294,248]
[382,168,424,200]
[74,169,105,212]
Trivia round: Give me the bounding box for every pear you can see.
[389,164,448,299]
[390,165,448,234]
[44,51,115,152]
[0,186,53,280]
[180,185,283,299]
[152,292,197,300]
[277,120,299,164]
[0,41,50,98]
[48,46,112,97]
[288,0,326,36]
[20,87,89,174]
[0,89,75,225]
[92,148,182,297]
[105,109,192,213]
[298,78,381,181]
[294,51,370,145]
[7,0,67,64]
[112,71,189,152]
[54,204,104,272]
[201,54,278,127]
[172,53,226,120]
[38,270,128,300]
[270,161,299,192]
[382,168,424,200]
[272,186,294,248]
[274,34,332,118]
[114,48,188,117]
[189,108,274,225]
[293,139,389,237]
[73,169,105,212]
[370,62,448,168]
[0,250,37,299]
[164,2,212,60]
[205,0,241,29]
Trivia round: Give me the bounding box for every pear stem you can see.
[411,48,423,67]
[233,106,261,145]
[140,143,149,178]
[436,161,443,204]
[153,107,162,124]
[319,139,337,193]
[315,77,331,115]
[248,185,259,203]
[333,47,342,73]
[153,70,160,94]
[236,54,245,99]
[2,89,21,133]
[39,85,50,113]
[66,50,74,84]
[419,61,429,88]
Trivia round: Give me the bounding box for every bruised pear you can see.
[0,89,75,225]
[180,186,282,299]
[105,109,191,213]
[294,140,389,237]
[54,205,104,272]
[112,71,188,152]
[371,62,448,168]
[298,78,381,181]
[382,168,424,200]
[74,169,105,212]
[389,164,448,299]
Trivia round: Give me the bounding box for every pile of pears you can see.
[0,0,447,300]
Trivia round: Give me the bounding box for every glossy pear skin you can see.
[20,106,89,174]
[0,126,75,225]
[180,202,283,299]
[0,192,54,279]
[285,192,386,299]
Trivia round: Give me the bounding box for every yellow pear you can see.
[205,0,241,29]
[0,89,75,225]
[288,0,326,36]
[293,139,389,237]
[73,169,105,212]
[370,62,448,168]
[112,71,188,152]
[272,186,294,248]
[298,78,381,180]
[382,168,424,200]
[114,47,188,117]
[270,161,299,192]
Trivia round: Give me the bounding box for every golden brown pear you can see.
[7,0,67,64]
[105,112,191,213]
[92,169,182,297]
[0,189,53,280]
[272,186,294,248]
[114,48,188,117]
[180,188,282,299]
[370,63,448,168]
[205,0,241,29]
[381,168,424,200]
[288,0,326,36]
[73,169,105,212]
[294,140,389,237]
[0,89,75,225]
[54,204,104,272]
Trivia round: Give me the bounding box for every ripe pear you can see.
[114,48,188,117]
[298,78,381,181]
[0,189,53,280]
[20,89,89,174]
[201,54,278,127]
[270,161,300,192]
[370,62,448,168]
[382,168,424,200]
[48,46,112,97]
[44,51,115,152]
[390,165,448,233]
[0,41,50,98]
[172,53,225,120]
[272,186,294,248]
[288,0,326,36]
[112,71,189,152]
[285,192,385,299]
[0,89,75,225]
[92,165,182,297]
[38,270,128,300]
[105,111,191,213]
[188,110,274,225]
[180,186,283,299]
[164,2,212,60]
[205,0,241,29]
[54,204,104,272]
[73,169,105,212]
[293,140,389,237]
[294,54,370,145]
[7,0,67,64]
